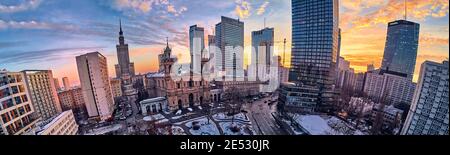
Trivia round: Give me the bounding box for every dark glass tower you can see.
[289,0,339,112]
[381,20,420,80]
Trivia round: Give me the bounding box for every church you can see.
[145,40,211,111]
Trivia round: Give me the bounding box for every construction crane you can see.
[274,38,288,67]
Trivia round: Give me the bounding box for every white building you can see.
[76,52,115,121]
[402,61,449,135]
[140,97,168,116]
[371,104,403,131]
[363,70,416,106]
[22,70,62,120]
[1,71,39,135]
[36,110,78,135]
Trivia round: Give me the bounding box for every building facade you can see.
[145,42,211,111]
[371,104,404,132]
[22,70,62,120]
[190,25,205,74]
[57,87,86,120]
[53,78,61,91]
[402,61,449,135]
[290,0,340,112]
[76,52,115,121]
[140,97,168,116]
[110,78,123,98]
[36,110,78,135]
[1,71,38,135]
[215,16,244,79]
[252,27,275,80]
[363,70,416,106]
[278,82,319,113]
[381,20,420,80]
[115,20,135,78]
[62,77,70,89]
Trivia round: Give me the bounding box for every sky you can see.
[0,0,448,86]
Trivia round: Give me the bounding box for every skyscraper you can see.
[208,35,216,74]
[289,0,340,111]
[189,25,205,74]
[402,61,449,135]
[53,78,61,91]
[76,52,115,121]
[252,27,274,80]
[22,70,62,120]
[381,20,420,80]
[1,71,38,135]
[62,77,70,89]
[215,16,244,80]
[115,20,135,78]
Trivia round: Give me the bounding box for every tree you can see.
[223,86,243,132]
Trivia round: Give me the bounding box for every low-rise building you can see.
[140,97,168,116]
[347,97,375,116]
[278,82,319,113]
[35,110,78,135]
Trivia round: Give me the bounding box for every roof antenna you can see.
[404,0,407,20]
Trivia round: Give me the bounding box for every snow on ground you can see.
[176,110,182,115]
[292,115,337,135]
[172,126,187,135]
[171,115,183,120]
[85,124,123,135]
[198,106,202,110]
[213,113,249,122]
[219,122,253,135]
[156,119,169,124]
[188,108,193,112]
[143,114,166,122]
[186,117,220,135]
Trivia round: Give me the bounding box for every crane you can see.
[274,38,288,67]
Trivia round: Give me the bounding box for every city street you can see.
[243,96,287,135]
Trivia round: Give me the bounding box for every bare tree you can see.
[224,87,243,127]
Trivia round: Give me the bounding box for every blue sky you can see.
[1,0,448,85]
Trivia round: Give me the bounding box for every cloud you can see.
[235,0,251,19]
[0,0,42,13]
[420,34,449,46]
[0,19,76,31]
[257,1,270,15]
[115,0,186,16]
[341,0,449,29]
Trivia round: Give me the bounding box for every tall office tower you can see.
[336,56,350,88]
[208,35,216,74]
[62,77,70,89]
[289,0,339,112]
[76,52,115,121]
[381,20,420,80]
[1,71,38,135]
[252,27,274,80]
[215,16,244,80]
[115,20,135,78]
[22,70,62,120]
[402,61,449,135]
[53,78,61,91]
[190,25,205,74]
[363,70,416,106]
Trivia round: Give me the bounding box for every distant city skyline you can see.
[0,0,448,85]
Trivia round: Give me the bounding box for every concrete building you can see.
[1,71,39,135]
[110,78,122,98]
[115,20,135,78]
[208,35,216,74]
[53,78,61,91]
[57,87,86,121]
[402,61,449,135]
[278,82,319,113]
[371,104,404,132]
[62,77,70,89]
[22,70,62,120]
[215,16,244,80]
[35,110,78,135]
[352,72,366,92]
[363,70,416,106]
[140,97,168,116]
[145,41,211,111]
[76,52,115,121]
[381,20,420,80]
[289,0,340,112]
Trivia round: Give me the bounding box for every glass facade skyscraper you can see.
[189,25,205,74]
[289,0,339,111]
[252,27,274,79]
[381,20,420,80]
[215,16,244,79]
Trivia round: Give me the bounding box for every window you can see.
[11,86,19,94]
